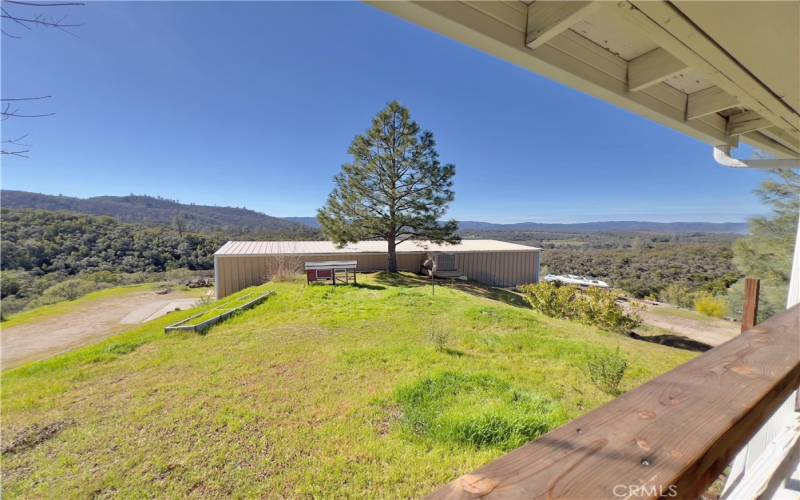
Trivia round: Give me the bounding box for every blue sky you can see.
[1,1,770,222]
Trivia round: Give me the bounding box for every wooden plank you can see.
[741,277,760,333]
[427,305,800,499]
[760,126,800,155]
[463,1,526,33]
[727,111,772,136]
[628,47,688,92]
[686,87,739,120]
[525,1,598,49]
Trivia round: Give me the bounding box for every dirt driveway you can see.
[1,291,201,370]
[633,302,740,347]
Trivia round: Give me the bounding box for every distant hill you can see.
[283,216,321,229]
[456,220,749,234]
[2,190,312,235]
[284,216,748,234]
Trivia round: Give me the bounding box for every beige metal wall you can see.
[455,251,539,288]
[215,250,539,298]
[215,252,425,298]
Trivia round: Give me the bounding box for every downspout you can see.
[713,145,800,169]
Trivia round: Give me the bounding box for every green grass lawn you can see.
[1,273,695,497]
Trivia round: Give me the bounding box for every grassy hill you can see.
[2,190,313,235]
[1,274,694,497]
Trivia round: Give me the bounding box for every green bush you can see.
[520,282,580,319]
[658,283,695,308]
[34,279,101,306]
[587,347,628,395]
[395,372,564,450]
[521,283,640,334]
[694,293,729,318]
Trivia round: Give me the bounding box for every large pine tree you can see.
[318,101,459,272]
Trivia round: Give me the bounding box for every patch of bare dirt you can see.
[2,419,74,455]
[631,302,739,347]
[1,290,198,370]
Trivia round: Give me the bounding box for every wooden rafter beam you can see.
[627,47,688,92]
[727,111,772,136]
[686,87,739,120]
[525,1,598,50]
[760,127,800,154]
[619,1,800,134]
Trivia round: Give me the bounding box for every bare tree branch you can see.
[2,102,55,119]
[7,1,85,6]
[1,95,52,101]
[0,149,31,158]
[1,0,84,38]
[2,0,83,157]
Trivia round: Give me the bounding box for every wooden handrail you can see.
[427,305,800,499]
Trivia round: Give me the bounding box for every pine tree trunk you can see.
[387,238,398,273]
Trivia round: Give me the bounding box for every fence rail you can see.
[427,304,800,499]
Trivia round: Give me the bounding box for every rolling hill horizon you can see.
[285,216,749,234]
[2,190,311,235]
[3,190,749,235]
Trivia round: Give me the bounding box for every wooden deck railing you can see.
[428,304,800,499]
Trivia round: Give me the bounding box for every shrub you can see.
[658,283,695,308]
[521,283,640,334]
[587,347,628,395]
[268,255,302,282]
[39,279,99,302]
[694,293,729,318]
[519,282,579,319]
[427,330,450,352]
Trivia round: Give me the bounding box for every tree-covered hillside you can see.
[1,209,227,316]
[2,190,317,236]
[2,209,224,274]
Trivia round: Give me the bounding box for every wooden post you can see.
[741,277,760,333]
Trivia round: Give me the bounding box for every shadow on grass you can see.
[441,347,471,357]
[446,281,531,309]
[352,283,386,290]
[627,332,711,352]
[373,272,430,288]
[374,272,532,309]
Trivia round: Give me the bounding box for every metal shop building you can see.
[213,240,541,298]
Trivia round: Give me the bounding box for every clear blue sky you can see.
[1,1,770,222]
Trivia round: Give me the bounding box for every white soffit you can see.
[672,1,800,115]
[571,7,656,60]
[368,1,800,158]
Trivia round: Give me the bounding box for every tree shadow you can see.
[373,272,531,309]
[373,272,430,288]
[627,331,711,352]
[352,282,386,290]
[445,281,531,309]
